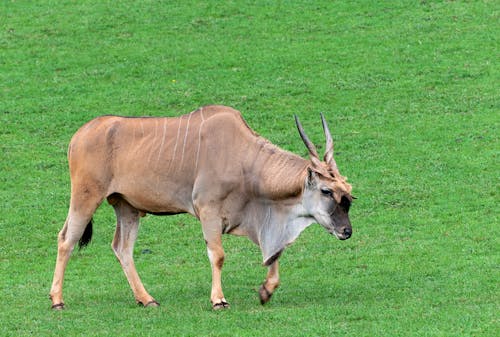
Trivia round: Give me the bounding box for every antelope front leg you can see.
[198,206,229,309]
[259,260,280,305]
[205,238,228,309]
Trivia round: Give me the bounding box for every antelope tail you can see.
[78,218,93,249]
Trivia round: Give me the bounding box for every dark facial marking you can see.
[340,196,351,212]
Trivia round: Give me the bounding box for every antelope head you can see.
[295,114,354,240]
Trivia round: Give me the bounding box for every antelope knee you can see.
[207,247,225,269]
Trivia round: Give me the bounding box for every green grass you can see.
[1,1,498,336]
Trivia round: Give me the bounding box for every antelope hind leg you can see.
[111,197,159,307]
[50,202,99,309]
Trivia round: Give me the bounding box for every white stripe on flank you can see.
[180,112,192,166]
[157,119,168,163]
[195,107,205,171]
[147,120,158,164]
[168,117,183,173]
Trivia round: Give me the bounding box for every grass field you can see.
[1,1,498,336]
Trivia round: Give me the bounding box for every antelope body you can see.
[49,105,353,309]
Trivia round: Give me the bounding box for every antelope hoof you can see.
[51,303,65,310]
[212,300,230,310]
[259,284,273,305]
[139,300,160,308]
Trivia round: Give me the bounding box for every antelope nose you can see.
[343,227,352,238]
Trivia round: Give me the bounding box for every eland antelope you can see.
[49,105,353,310]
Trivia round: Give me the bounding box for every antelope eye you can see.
[320,188,333,197]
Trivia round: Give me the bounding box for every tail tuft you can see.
[78,218,93,249]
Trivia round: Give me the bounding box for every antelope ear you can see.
[306,167,318,188]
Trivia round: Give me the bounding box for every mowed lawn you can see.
[0,1,498,336]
